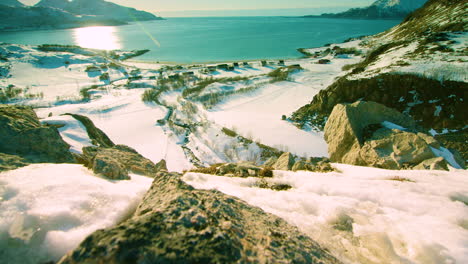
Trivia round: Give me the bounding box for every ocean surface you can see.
[0,17,400,63]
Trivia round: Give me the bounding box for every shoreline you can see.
[126,55,307,66]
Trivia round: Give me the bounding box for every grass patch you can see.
[254,179,292,191]
[388,176,415,183]
[333,46,362,56]
[267,65,302,83]
[0,85,22,102]
[189,165,218,175]
[182,76,250,98]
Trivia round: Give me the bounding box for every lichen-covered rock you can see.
[359,129,436,169]
[273,152,295,171]
[215,162,262,177]
[0,105,74,163]
[0,153,29,172]
[66,114,115,148]
[263,156,278,167]
[413,157,449,171]
[58,172,342,264]
[324,101,416,165]
[92,151,129,180]
[155,159,168,172]
[292,160,307,171]
[82,145,163,179]
[323,101,454,170]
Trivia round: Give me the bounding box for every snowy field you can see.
[183,165,468,264]
[0,164,153,264]
[1,38,467,264]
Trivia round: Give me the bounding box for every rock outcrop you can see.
[66,114,115,148]
[324,101,458,170]
[273,152,295,171]
[0,153,28,172]
[0,105,74,164]
[81,145,164,179]
[58,171,342,264]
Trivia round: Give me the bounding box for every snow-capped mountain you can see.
[371,0,428,13]
[0,0,24,7]
[310,0,428,19]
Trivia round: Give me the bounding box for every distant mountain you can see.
[35,0,162,22]
[0,0,162,32]
[0,0,24,7]
[0,6,124,31]
[306,0,428,19]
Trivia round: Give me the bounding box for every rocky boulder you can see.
[273,152,295,171]
[58,172,342,264]
[65,114,115,148]
[0,105,74,163]
[81,145,164,179]
[292,157,335,172]
[215,162,262,177]
[324,101,456,170]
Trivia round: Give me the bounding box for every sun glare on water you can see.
[73,26,121,50]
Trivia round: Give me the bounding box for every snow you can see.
[381,121,407,131]
[431,147,462,169]
[41,115,94,154]
[183,164,468,264]
[0,164,153,264]
[206,57,358,158]
[35,89,192,172]
[372,0,427,12]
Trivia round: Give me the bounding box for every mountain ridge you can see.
[0,0,162,32]
[35,0,162,22]
[305,0,427,19]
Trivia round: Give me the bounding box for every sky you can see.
[20,0,375,16]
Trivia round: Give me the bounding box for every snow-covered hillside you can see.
[313,0,427,19]
[372,0,427,13]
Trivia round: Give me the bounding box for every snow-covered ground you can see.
[183,165,468,264]
[35,89,193,172]
[0,164,153,264]
[1,38,467,264]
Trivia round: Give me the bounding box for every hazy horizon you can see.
[19,0,374,17]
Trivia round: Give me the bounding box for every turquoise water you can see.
[0,17,400,63]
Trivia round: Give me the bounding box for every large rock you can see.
[273,152,295,171]
[66,114,115,148]
[0,105,74,163]
[324,101,416,165]
[82,145,163,179]
[359,129,436,169]
[324,101,452,170]
[58,172,342,264]
[413,157,448,171]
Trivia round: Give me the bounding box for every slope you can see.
[310,0,427,19]
[292,0,467,158]
[36,0,162,22]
